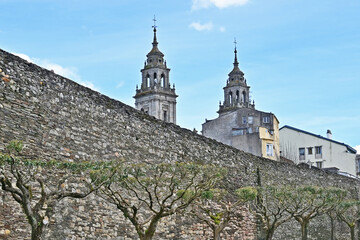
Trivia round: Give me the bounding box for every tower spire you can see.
[152,15,158,47]
[233,38,239,67]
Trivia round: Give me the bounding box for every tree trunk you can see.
[140,216,160,240]
[31,225,43,240]
[329,216,335,240]
[266,227,275,240]
[301,222,308,240]
[213,227,221,240]
[350,225,355,240]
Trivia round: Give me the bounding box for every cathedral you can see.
[202,43,280,161]
[134,20,279,160]
[134,19,178,124]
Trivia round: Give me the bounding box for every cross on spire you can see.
[151,15,158,46]
[152,15,157,30]
[233,37,239,66]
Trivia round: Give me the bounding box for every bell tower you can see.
[218,39,255,116]
[134,17,178,123]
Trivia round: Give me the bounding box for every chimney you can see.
[327,129,332,139]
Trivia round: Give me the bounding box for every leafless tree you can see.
[96,162,226,240]
[0,140,109,240]
[190,186,257,240]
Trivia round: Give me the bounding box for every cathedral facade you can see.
[134,21,177,124]
[202,45,280,161]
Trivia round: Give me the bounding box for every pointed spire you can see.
[233,38,239,67]
[152,15,158,47]
[228,37,244,78]
[147,15,164,57]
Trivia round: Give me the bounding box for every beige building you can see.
[202,45,280,161]
[280,125,357,176]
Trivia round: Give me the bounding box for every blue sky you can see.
[1,0,359,151]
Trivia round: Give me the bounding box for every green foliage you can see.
[201,188,227,200]
[210,212,224,225]
[177,189,196,201]
[6,140,23,154]
[236,186,257,202]
[0,153,117,174]
[339,200,360,209]
[201,190,215,199]
[291,185,347,208]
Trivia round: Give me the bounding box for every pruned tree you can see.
[336,199,360,240]
[327,209,337,240]
[190,186,257,240]
[0,140,111,240]
[286,186,346,240]
[253,186,294,240]
[96,162,226,240]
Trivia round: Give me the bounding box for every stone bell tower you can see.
[217,40,255,117]
[134,17,178,123]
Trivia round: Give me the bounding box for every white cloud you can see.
[189,22,213,31]
[12,52,99,92]
[13,53,32,63]
[40,61,80,81]
[354,145,360,154]
[79,81,99,91]
[192,0,249,10]
[116,81,125,88]
[219,26,226,32]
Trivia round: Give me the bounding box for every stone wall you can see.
[0,48,359,239]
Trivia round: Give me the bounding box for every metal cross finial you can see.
[234,38,237,49]
[152,15,157,29]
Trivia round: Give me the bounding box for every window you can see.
[315,146,322,159]
[232,129,244,136]
[263,116,270,123]
[242,91,246,103]
[266,144,274,156]
[307,147,313,155]
[248,127,253,134]
[248,116,253,124]
[236,90,239,102]
[299,148,305,160]
[242,116,247,124]
[316,161,323,169]
[163,110,167,122]
[161,74,165,87]
[229,91,233,105]
[146,74,150,88]
[153,73,157,84]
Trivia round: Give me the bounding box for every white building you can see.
[280,125,357,176]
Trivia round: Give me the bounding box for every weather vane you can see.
[234,38,237,49]
[152,15,157,29]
